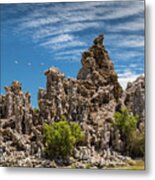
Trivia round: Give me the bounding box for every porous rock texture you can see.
[124,76,145,125]
[0,34,144,168]
[0,81,45,167]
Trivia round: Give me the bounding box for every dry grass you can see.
[107,160,145,170]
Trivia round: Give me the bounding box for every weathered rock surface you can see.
[0,81,33,134]
[124,75,145,124]
[38,34,124,158]
[0,81,44,167]
[0,34,144,168]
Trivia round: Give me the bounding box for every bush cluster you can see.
[114,108,144,157]
[43,116,84,159]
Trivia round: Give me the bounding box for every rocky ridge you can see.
[0,34,145,168]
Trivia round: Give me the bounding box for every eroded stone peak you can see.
[4,80,22,94]
[77,34,116,81]
[44,66,65,80]
[93,33,104,47]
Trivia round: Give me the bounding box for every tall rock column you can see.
[77,33,122,101]
[39,67,66,122]
[1,81,33,134]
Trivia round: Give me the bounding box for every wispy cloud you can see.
[105,34,144,49]
[98,2,144,20]
[40,39,86,51]
[31,22,100,45]
[20,16,61,29]
[5,1,143,53]
[107,18,144,32]
[115,51,144,60]
[40,34,74,45]
[55,49,83,56]
[119,38,144,48]
[118,69,134,78]
[2,1,144,69]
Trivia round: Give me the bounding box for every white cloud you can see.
[129,64,138,68]
[120,39,144,48]
[20,16,61,29]
[56,49,83,56]
[114,64,127,68]
[100,3,144,20]
[6,2,144,62]
[48,34,74,44]
[40,62,45,66]
[118,69,143,89]
[45,1,144,23]
[40,39,86,50]
[39,2,109,18]
[115,51,144,60]
[32,22,100,42]
[118,69,134,78]
[118,76,138,90]
[107,19,144,32]
[105,34,144,49]
[32,27,58,42]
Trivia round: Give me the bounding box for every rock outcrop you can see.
[123,75,145,127]
[0,81,44,167]
[37,34,127,167]
[39,34,122,122]
[0,81,33,134]
[0,34,144,168]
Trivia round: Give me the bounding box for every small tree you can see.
[128,127,145,157]
[43,117,84,159]
[114,108,138,139]
[114,108,144,157]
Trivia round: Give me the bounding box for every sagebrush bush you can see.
[43,117,84,159]
[128,128,145,157]
[114,108,138,138]
[114,108,144,157]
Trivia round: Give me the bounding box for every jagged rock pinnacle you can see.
[93,33,104,47]
[77,34,119,84]
[10,81,22,94]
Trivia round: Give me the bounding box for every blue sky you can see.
[0,1,144,107]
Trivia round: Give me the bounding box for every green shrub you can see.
[43,117,84,159]
[128,129,145,157]
[114,108,144,157]
[114,108,138,138]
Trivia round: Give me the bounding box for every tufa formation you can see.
[0,34,145,168]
